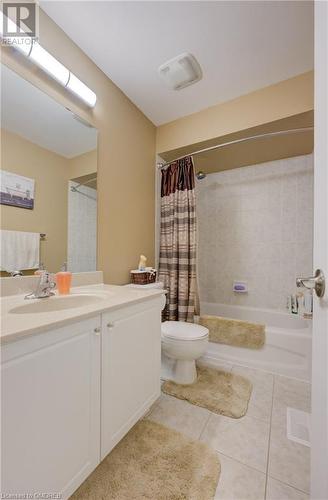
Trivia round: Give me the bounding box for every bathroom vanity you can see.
[1,282,164,498]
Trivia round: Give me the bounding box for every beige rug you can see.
[162,365,252,418]
[71,419,220,500]
[199,315,265,349]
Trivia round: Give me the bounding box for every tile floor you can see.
[147,363,311,500]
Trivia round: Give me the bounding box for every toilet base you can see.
[160,352,175,381]
[173,360,197,385]
[161,352,197,385]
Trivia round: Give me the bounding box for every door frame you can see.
[311,2,328,499]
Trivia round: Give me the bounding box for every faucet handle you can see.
[47,272,56,288]
[296,269,325,298]
[49,278,56,289]
[39,270,54,282]
[38,271,56,291]
[24,271,56,299]
[38,270,49,283]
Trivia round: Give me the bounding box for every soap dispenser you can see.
[56,262,72,295]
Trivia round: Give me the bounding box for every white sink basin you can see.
[10,294,108,314]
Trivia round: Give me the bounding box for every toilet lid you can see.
[162,321,209,341]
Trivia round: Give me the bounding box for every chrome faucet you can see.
[25,271,56,299]
[296,269,326,298]
[8,270,23,277]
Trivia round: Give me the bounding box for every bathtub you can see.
[199,302,312,381]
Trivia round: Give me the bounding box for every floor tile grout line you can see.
[267,474,310,496]
[215,449,267,475]
[215,450,268,476]
[264,375,276,499]
[213,440,268,474]
[198,411,212,441]
[268,376,311,495]
[232,410,272,425]
[159,367,309,498]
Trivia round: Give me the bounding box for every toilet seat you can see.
[162,321,209,341]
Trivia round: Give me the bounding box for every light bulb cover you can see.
[0,11,96,108]
[66,72,97,107]
[6,35,32,56]
[29,42,70,86]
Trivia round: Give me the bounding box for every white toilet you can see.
[125,282,209,385]
[161,321,209,385]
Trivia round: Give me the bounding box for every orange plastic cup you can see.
[56,272,72,295]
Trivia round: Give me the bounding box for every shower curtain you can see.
[159,156,198,322]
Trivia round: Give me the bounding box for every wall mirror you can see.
[0,64,98,275]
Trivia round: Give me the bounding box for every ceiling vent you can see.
[158,53,202,90]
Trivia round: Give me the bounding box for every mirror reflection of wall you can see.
[0,64,98,275]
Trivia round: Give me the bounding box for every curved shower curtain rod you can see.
[157,127,314,170]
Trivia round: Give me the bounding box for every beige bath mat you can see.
[71,419,220,500]
[199,315,265,349]
[162,365,252,418]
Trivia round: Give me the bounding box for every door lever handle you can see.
[296,269,325,298]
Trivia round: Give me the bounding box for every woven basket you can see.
[130,268,157,285]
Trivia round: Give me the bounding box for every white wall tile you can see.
[67,181,97,273]
[197,154,313,310]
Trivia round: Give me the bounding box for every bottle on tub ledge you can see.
[287,291,313,319]
[303,290,313,319]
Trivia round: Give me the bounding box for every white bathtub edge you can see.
[199,302,312,382]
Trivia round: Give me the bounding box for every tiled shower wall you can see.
[197,154,313,310]
[68,181,97,272]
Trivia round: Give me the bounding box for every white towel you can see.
[0,230,40,272]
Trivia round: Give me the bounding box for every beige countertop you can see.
[1,284,165,345]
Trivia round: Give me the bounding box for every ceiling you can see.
[41,1,314,126]
[1,64,97,158]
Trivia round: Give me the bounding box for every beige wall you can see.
[2,8,156,284]
[156,71,314,154]
[1,129,68,273]
[68,149,97,180]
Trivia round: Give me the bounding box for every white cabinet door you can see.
[1,317,101,499]
[101,297,162,459]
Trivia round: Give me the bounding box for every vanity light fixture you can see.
[29,42,70,86]
[65,72,97,108]
[0,12,97,107]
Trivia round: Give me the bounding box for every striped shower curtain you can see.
[159,156,198,322]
